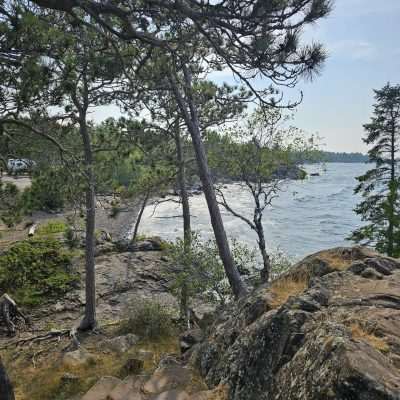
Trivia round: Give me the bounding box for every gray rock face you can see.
[104,333,139,354]
[192,247,400,400]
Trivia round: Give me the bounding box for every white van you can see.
[7,159,36,173]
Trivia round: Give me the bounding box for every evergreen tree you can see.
[29,0,332,300]
[351,83,400,257]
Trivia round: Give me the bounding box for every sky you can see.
[92,0,400,153]
[287,0,400,152]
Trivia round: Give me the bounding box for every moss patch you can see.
[36,220,68,236]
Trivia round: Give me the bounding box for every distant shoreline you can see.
[315,151,369,163]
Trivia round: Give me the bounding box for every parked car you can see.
[7,159,36,174]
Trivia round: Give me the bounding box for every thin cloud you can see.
[330,40,376,61]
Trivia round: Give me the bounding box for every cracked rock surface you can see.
[192,247,400,400]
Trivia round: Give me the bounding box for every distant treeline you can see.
[316,151,368,163]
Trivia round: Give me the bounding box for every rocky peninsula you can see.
[1,242,399,400]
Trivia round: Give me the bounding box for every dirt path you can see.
[1,174,32,191]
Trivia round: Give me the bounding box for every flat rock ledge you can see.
[191,246,400,400]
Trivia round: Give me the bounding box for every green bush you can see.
[22,170,66,211]
[119,300,176,340]
[270,248,293,278]
[167,233,258,306]
[0,181,24,226]
[64,226,80,249]
[0,238,78,306]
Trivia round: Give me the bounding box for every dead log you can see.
[0,294,29,336]
[28,223,37,237]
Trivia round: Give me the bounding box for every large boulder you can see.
[192,247,400,400]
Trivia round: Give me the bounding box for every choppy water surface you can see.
[139,163,369,260]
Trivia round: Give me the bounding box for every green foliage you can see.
[318,151,368,163]
[63,226,80,249]
[23,169,68,211]
[0,181,23,226]
[0,238,78,306]
[270,248,294,278]
[37,220,67,236]
[167,233,257,305]
[119,300,176,340]
[208,109,318,183]
[0,166,82,228]
[350,83,400,257]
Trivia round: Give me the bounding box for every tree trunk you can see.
[174,123,191,248]
[79,115,97,331]
[387,120,396,256]
[132,190,150,242]
[169,66,247,299]
[255,220,271,282]
[0,357,14,400]
[174,123,191,321]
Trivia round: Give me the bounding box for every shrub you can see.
[0,238,78,306]
[64,226,80,248]
[22,169,66,211]
[270,248,294,279]
[119,300,176,340]
[167,233,258,306]
[0,181,24,226]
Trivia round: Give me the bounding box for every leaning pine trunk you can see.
[169,66,247,299]
[0,357,14,400]
[132,190,150,242]
[174,123,192,247]
[174,122,191,321]
[79,114,97,331]
[256,221,271,282]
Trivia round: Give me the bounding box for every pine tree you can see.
[351,83,400,257]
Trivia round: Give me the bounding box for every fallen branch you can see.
[0,294,29,336]
[0,328,79,350]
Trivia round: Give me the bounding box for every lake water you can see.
[139,163,369,260]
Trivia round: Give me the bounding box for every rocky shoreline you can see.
[189,247,400,399]
[2,244,400,399]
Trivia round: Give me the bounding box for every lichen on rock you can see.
[192,247,400,400]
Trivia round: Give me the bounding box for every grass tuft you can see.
[318,252,351,271]
[269,275,308,308]
[350,323,389,353]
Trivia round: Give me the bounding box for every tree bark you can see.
[174,123,191,248]
[174,122,192,321]
[169,66,247,299]
[387,117,396,256]
[0,357,14,400]
[132,190,150,242]
[255,219,271,282]
[79,114,97,331]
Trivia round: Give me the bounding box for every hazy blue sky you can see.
[289,0,400,152]
[93,1,400,153]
